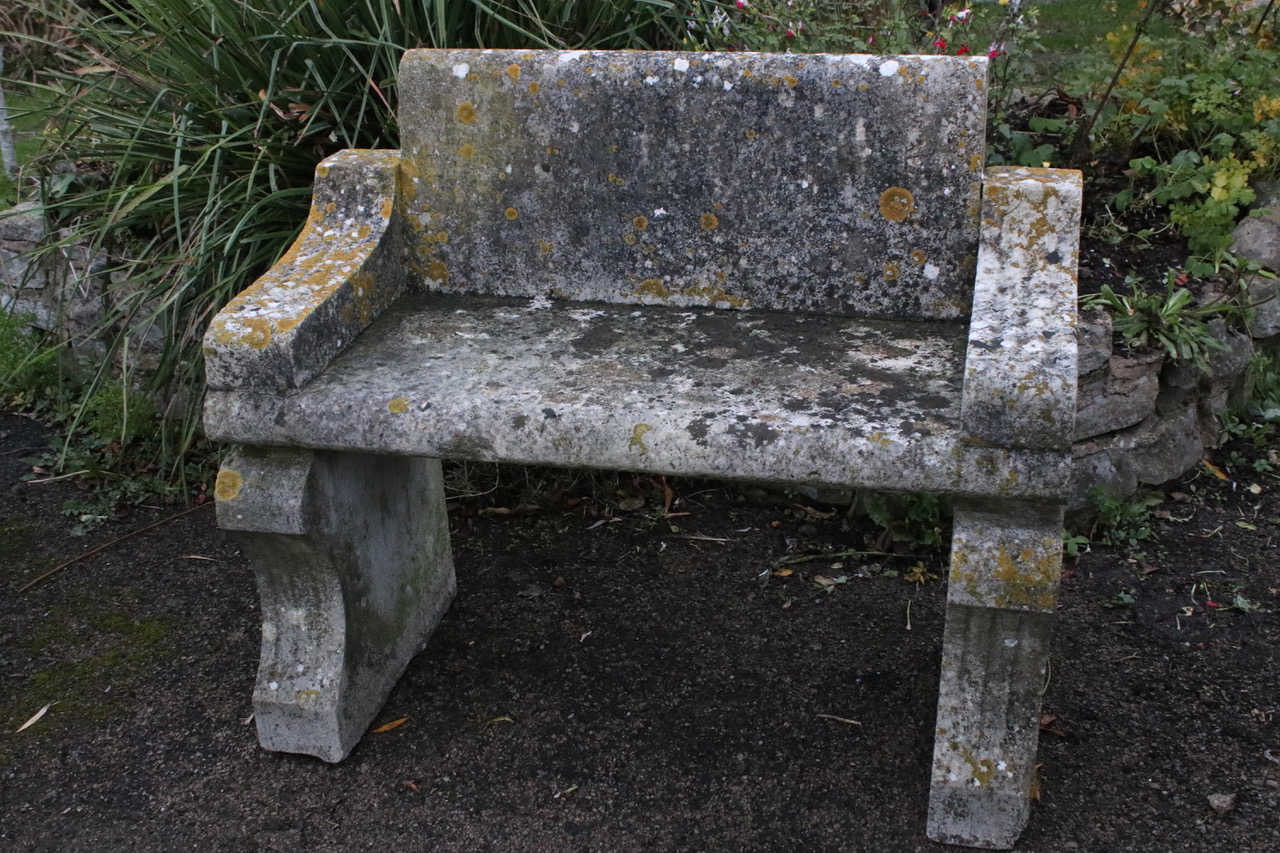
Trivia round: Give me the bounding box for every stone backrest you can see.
[397,50,988,321]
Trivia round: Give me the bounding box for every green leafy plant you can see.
[1080,268,1236,368]
[1088,486,1162,548]
[861,492,950,549]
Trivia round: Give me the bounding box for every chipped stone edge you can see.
[203,149,409,392]
[961,167,1082,452]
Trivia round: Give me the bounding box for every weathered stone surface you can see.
[1074,351,1163,440]
[1206,318,1253,381]
[1069,446,1137,510]
[1075,309,1112,375]
[203,149,411,392]
[398,50,988,320]
[216,446,456,762]
[930,503,1063,848]
[1232,194,1280,271]
[961,168,1081,451]
[1246,273,1280,338]
[205,293,1072,501]
[0,203,47,294]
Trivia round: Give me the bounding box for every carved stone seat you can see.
[203,49,1082,849]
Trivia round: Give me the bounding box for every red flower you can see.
[934,37,947,50]
[956,44,971,55]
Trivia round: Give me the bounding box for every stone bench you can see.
[203,49,1082,849]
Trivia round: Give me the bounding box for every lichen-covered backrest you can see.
[398,49,987,321]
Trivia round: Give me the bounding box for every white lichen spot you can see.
[644,75,659,86]
[923,263,941,280]
[559,50,588,63]
[971,778,983,787]
[528,294,553,311]
[997,761,1008,771]
[653,208,668,217]
[723,80,733,91]
[673,58,690,73]
[1003,638,1020,647]
[451,63,470,79]
[878,59,900,78]
[268,681,279,690]
[296,664,306,673]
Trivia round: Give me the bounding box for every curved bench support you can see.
[215,446,455,761]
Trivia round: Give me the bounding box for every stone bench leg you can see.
[214,446,456,762]
[927,500,1064,849]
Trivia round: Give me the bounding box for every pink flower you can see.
[950,7,972,22]
[988,42,1006,58]
[786,23,797,37]
[736,0,748,8]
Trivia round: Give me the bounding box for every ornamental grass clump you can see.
[24,0,687,482]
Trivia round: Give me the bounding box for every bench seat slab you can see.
[206,294,1070,500]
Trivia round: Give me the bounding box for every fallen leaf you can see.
[773,568,794,577]
[1202,459,1229,480]
[402,780,420,792]
[517,584,543,599]
[15,702,56,733]
[483,715,514,732]
[1236,521,1258,531]
[1248,483,1263,495]
[371,717,408,734]
[616,496,645,511]
[180,555,218,562]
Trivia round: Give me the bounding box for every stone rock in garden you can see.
[0,201,47,293]
[1070,403,1204,510]
[1069,446,1137,511]
[1074,351,1164,441]
[1232,181,1280,271]
[1245,273,1280,338]
[1075,308,1113,375]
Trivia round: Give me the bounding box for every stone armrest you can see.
[962,167,1083,454]
[203,149,408,392]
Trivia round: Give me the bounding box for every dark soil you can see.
[2,397,1279,850]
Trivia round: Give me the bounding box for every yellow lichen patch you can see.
[632,215,649,230]
[528,81,540,94]
[879,187,916,222]
[425,260,450,284]
[505,207,519,220]
[628,423,654,454]
[958,746,998,787]
[700,213,719,231]
[623,233,638,245]
[316,164,330,179]
[380,198,394,219]
[506,63,521,80]
[456,102,477,124]
[325,202,337,214]
[969,153,983,172]
[743,129,758,140]
[214,468,243,502]
[458,143,475,158]
[636,278,669,299]
[783,75,798,87]
[212,315,273,350]
[607,173,625,186]
[387,397,411,414]
[857,82,869,91]
[537,240,554,257]
[910,249,927,266]
[397,159,420,204]
[831,79,842,87]
[883,261,900,281]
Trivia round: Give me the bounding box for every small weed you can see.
[1090,487,1163,549]
[1064,532,1091,558]
[860,492,950,550]
[1080,269,1237,369]
[1104,589,1136,609]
